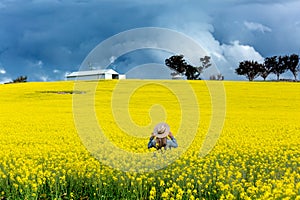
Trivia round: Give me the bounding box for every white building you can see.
[65,69,126,81]
[171,72,184,80]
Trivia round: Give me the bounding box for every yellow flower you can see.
[0,80,300,199]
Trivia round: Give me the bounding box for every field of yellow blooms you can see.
[0,80,300,200]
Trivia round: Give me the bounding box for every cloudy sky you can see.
[0,0,300,82]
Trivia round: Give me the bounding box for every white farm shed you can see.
[65,69,126,81]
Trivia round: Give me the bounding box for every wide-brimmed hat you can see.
[153,122,170,138]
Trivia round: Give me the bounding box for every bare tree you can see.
[196,56,212,76]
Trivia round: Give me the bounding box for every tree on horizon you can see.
[196,56,212,76]
[165,55,211,80]
[165,55,187,78]
[13,76,27,83]
[262,56,277,81]
[280,54,299,81]
[235,60,263,81]
[272,56,288,81]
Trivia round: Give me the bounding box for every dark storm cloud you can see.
[0,0,161,81]
[212,0,300,56]
[0,0,299,82]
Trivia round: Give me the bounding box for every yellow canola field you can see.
[0,80,299,200]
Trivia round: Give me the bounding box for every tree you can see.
[263,56,277,81]
[165,55,187,77]
[196,56,212,75]
[260,64,270,81]
[217,73,224,80]
[281,54,299,81]
[185,64,200,80]
[209,75,216,80]
[165,55,210,80]
[13,76,27,83]
[209,73,224,80]
[235,60,263,81]
[271,56,288,81]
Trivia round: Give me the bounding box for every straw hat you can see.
[153,122,170,138]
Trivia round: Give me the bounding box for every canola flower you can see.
[0,80,299,199]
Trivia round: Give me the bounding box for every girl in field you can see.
[147,122,178,150]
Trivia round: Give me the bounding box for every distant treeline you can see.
[4,76,27,84]
[235,54,299,81]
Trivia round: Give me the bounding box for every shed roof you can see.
[66,69,119,77]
